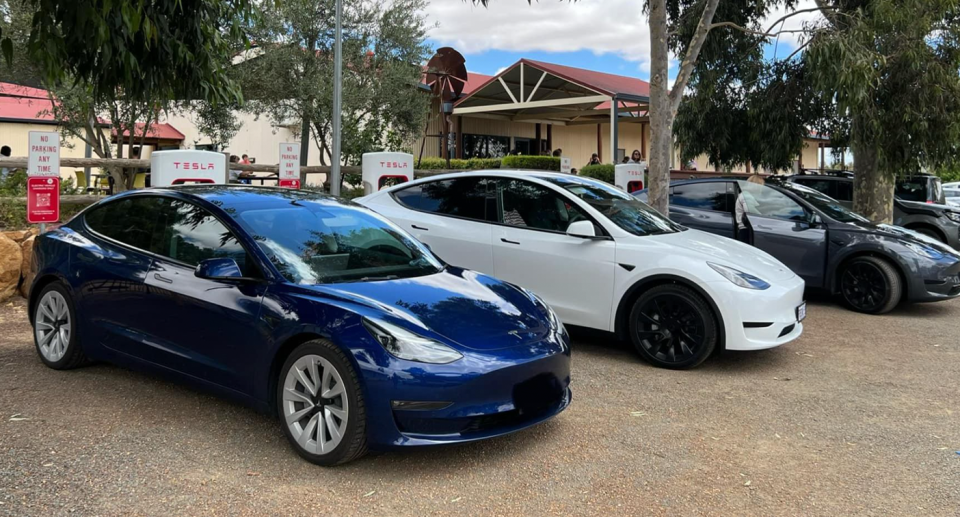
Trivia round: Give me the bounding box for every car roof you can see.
[123,185,350,213]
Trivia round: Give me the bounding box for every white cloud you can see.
[423,1,826,74]
[424,0,654,69]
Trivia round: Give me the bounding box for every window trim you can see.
[669,182,736,215]
[82,193,265,277]
[494,177,613,239]
[391,176,614,240]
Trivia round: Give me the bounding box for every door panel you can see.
[387,178,496,273]
[492,179,616,330]
[750,216,827,286]
[142,259,266,391]
[669,206,736,238]
[136,198,267,392]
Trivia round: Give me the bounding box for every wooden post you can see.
[546,124,552,153]
[455,116,463,159]
[596,124,602,162]
[534,123,541,155]
[640,122,646,159]
[820,143,826,172]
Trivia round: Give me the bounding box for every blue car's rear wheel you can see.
[32,282,88,370]
[628,284,717,370]
[277,339,367,466]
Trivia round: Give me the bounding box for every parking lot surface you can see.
[1,295,959,516]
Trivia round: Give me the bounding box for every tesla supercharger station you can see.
[362,152,412,195]
[614,163,645,193]
[151,150,228,187]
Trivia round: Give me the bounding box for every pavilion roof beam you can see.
[453,94,610,115]
[527,71,546,102]
[497,77,519,104]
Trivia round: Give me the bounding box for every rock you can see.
[2,230,29,243]
[19,235,36,298]
[0,234,22,302]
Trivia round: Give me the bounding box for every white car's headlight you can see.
[708,262,771,290]
[362,317,463,364]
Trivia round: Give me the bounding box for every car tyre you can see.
[628,284,718,370]
[839,256,901,314]
[32,282,88,370]
[277,339,367,466]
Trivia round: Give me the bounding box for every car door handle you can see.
[754,225,772,230]
[153,273,173,284]
[501,238,520,245]
[411,225,429,231]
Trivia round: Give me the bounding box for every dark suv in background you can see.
[788,173,960,249]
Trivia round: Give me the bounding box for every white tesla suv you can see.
[357,171,805,369]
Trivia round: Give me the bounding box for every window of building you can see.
[462,134,510,159]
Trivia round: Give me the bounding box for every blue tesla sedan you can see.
[29,186,571,465]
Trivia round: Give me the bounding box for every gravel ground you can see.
[1,294,959,516]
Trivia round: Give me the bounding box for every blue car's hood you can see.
[301,268,550,351]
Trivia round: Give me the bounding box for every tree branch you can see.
[708,22,811,38]
[669,0,722,115]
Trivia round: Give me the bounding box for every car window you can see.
[736,181,807,221]
[498,179,590,233]
[793,178,835,198]
[236,203,442,285]
[153,198,259,277]
[835,180,853,202]
[896,178,930,202]
[392,178,496,222]
[84,196,164,251]
[670,182,732,212]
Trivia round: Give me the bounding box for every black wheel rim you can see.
[841,262,888,311]
[635,294,706,364]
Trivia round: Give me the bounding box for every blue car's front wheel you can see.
[276,339,367,466]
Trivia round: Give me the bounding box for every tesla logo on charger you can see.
[172,162,218,170]
[379,161,410,169]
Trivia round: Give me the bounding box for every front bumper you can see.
[706,274,806,351]
[357,334,572,450]
[908,263,960,303]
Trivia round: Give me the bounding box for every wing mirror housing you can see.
[195,258,244,280]
[566,220,599,239]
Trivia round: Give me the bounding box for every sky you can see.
[421,0,823,82]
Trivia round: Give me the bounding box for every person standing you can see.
[586,153,601,167]
[0,145,10,182]
[735,175,765,245]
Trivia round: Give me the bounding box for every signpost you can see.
[279,143,301,189]
[27,131,61,231]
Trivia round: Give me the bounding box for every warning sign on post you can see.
[27,177,60,223]
[279,143,301,189]
[28,131,60,177]
[560,157,572,174]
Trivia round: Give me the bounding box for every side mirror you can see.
[566,220,598,239]
[195,258,243,280]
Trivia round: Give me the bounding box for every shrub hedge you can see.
[416,157,501,170]
[578,164,615,184]
[0,196,95,230]
[500,155,561,171]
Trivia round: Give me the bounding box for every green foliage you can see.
[0,194,92,230]
[501,155,561,171]
[936,164,960,184]
[239,0,432,166]
[189,100,242,151]
[14,0,253,105]
[0,169,74,197]
[415,157,501,170]
[578,164,615,184]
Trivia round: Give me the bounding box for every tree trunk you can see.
[851,135,894,224]
[647,0,673,215]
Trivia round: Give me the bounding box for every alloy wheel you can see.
[841,262,888,312]
[635,294,706,364]
[282,354,349,455]
[35,290,71,363]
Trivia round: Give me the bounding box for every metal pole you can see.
[330,0,343,196]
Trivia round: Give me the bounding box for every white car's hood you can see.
[650,229,797,282]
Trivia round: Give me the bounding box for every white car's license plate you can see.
[796,302,807,322]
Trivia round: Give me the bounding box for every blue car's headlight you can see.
[708,262,771,290]
[904,241,944,260]
[362,317,463,364]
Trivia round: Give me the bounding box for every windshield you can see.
[236,202,442,284]
[540,175,684,236]
[780,183,870,224]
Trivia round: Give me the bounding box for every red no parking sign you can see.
[27,176,60,224]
